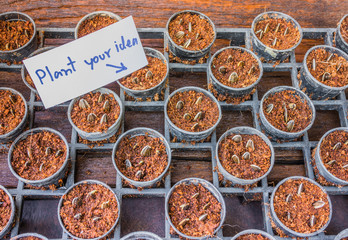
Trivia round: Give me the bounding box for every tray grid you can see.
[0,27,347,240]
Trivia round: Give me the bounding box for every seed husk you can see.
[228,72,238,84]
[125,159,132,168]
[72,197,80,206]
[99,114,107,124]
[237,61,245,68]
[24,160,31,167]
[191,123,199,131]
[297,183,303,196]
[342,164,348,169]
[310,215,315,227]
[275,23,281,33]
[259,30,263,39]
[232,134,242,143]
[333,142,342,150]
[322,72,331,81]
[183,39,191,49]
[27,147,33,159]
[227,55,233,63]
[74,213,82,220]
[132,77,139,84]
[255,29,262,35]
[264,23,269,33]
[242,152,251,160]
[326,160,336,166]
[101,201,109,209]
[288,103,296,110]
[312,58,316,71]
[103,100,110,112]
[313,200,325,209]
[287,212,291,221]
[191,193,199,199]
[140,145,151,157]
[98,94,104,103]
[232,155,240,164]
[195,96,203,105]
[183,113,191,120]
[87,113,97,122]
[138,160,144,166]
[39,163,44,172]
[195,32,199,39]
[87,190,97,197]
[246,139,255,152]
[188,22,192,32]
[199,213,208,221]
[203,203,210,210]
[284,27,288,36]
[248,65,255,75]
[287,120,295,132]
[266,104,274,114]
[250,164,261,171]
[327,53,333,62]
[272,38,277,47]
[9,94,16,104]
[79,99,90,109]
[93,217,101,222]
[135,170,143,179]
[218,66,227,74]
[337,62,342,71]
[145,70,153,80]
[194,112,202,121]
[285,194,292,203]
[45,147,52,156]
[176,101,184,109]
[179,218,190,226]
[175,31,185,39]
[180,203,190,210]
[10,108,15,116]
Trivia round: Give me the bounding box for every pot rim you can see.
[0,11,37,54]
[117,47,169,94]
[164,86,222,137]
[302,45,348,91]
[215,126,275,185]
[0,185,16,238]
[315,127,348,185]
[0,87,28,140]
[74,10,122,39]
[231,229,276,240]
[165,10,217,54]
[334,228,348,240]
[337,14,348,46]
[120,231,162,240]
[251,11,303,53]
[57,179,120,240]
[270,176,332,237]
[208,46,264,92]
[7,127,70,185]
[112,127,172,187]
[21,46,55,94]
[10,233,48,240]
[67,87,124,138]
[259,85,316,137]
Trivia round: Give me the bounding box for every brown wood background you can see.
[1,0,348,238]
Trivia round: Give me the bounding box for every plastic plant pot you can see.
[259,86,315,141]
[231,229,276,240]
[0,185,15,239]
[208,46,263,98]
[164,86,222,142]
[0,87,28,143]
[335,228,348,240]
[314,127,348,186]
[75,11,122,39]
[165,178,226,240]
[336,14,348,54]
[251,11,303,61]
[67,88,124,141]
[300,45,348,100]
[120,231,162,240]
[216,126,275,186]
[58,180,120,240]
[117,47,169,100]
[112,127,171,188]
[8,127,70,188]
[0,12,37,62]
[270,176,332,238]
[11,233,48,240]
[165,10,216,62]
[21,46,55,94]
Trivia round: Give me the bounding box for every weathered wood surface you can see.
[1,0,348,238]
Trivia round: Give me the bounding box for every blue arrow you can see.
[105,62,127,73]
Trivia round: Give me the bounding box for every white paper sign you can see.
[24,16,147,108]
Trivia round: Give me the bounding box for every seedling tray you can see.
[0,26,348,240]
